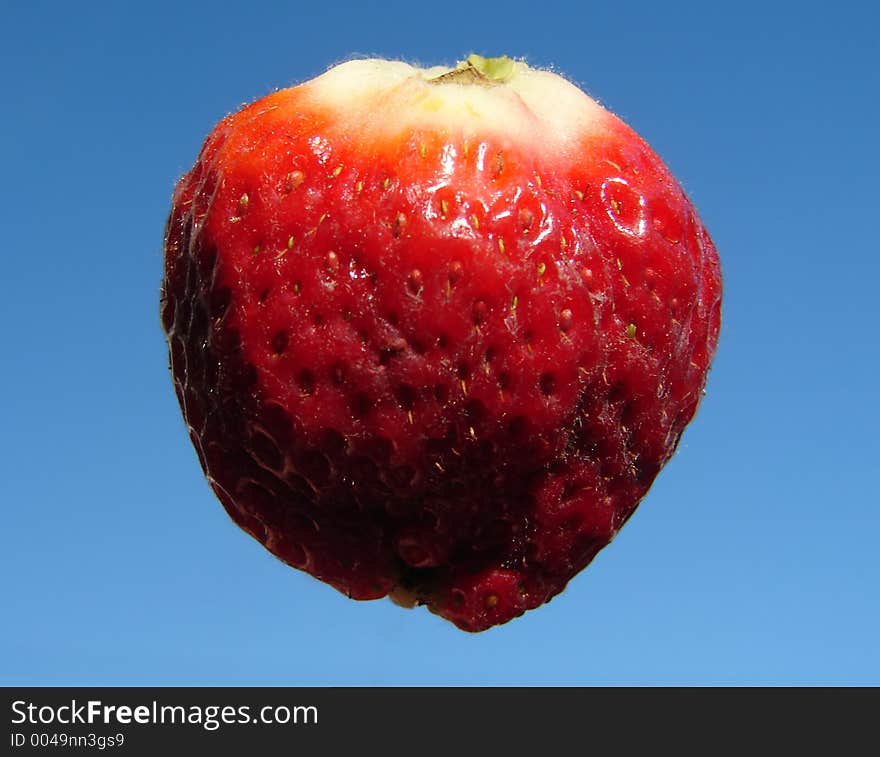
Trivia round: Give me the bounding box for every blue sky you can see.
[2,0,878,685]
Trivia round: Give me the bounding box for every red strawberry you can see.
[161,54,722,632]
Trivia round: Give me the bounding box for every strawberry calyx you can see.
[428,54,516,86]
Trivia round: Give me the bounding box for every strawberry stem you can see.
[428,54,516,86]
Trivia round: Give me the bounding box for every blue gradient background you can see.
[3,0,877,685]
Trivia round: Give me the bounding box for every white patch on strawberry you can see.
[304,57,612,160]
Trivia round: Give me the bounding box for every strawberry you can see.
[161,55,722,632]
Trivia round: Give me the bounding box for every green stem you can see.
[428,54,516,86]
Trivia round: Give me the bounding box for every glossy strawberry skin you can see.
[161,80,721,631]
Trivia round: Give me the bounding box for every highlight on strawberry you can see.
[161,54,722,631]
